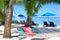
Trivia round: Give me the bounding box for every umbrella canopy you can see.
[42,12,56,22]
[18,14,25,17]
[33,14,38,17]
[42,12,55,16]
[17,14,26,22]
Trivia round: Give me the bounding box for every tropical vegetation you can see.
[0,0,60,38]
[0,0,10,25]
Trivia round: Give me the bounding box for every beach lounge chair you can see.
[17,26,35,37]
[32,21,35,25]
[17,28,26,36]
[22,26,35,36]
[32,21,38,26]
[31,27,39,34]
[49,22,56,27]
[43,21,49,27]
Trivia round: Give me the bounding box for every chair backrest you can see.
[32,21,37,25]
[43,21,48,26]
[32,21,35,25]
[49,22,55,27]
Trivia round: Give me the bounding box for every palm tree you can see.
[0,8,3,22]
[0,0,5,24]
[0,0,10,25]
[23,0,41,25]
[3,0,14,38]
[39,0,60,4]
[3,0,23,38]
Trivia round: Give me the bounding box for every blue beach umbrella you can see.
[33,14,38,16]
[17,14,26,22]
[33,14,38,17]
[42,12,56,22]
[18,14,25,19]
[18,14,25,17]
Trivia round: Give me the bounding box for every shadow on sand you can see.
[31,38,45,40]
[11,34,26,40]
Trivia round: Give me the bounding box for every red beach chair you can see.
[22,26,35,37]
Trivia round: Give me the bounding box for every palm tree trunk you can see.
[3,0,14,38]
[26,16,32,26]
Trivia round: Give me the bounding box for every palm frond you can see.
[15,0,23,5]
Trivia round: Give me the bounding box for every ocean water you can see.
[13,17,60,26]
[32,17,60,26]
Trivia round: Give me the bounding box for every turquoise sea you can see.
[12,17,60,26]
[32,17,60,26]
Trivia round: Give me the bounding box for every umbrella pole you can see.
[48,16,49,23]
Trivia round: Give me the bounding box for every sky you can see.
[13,2,60,17]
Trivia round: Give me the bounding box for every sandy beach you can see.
[0,24,60,40]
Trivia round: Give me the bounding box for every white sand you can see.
[0,36,19,40]
[0,25,60,40]
[47,37,60,40]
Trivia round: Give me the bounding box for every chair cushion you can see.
[31,27,39,34]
